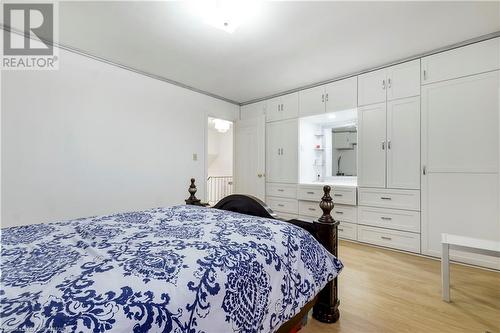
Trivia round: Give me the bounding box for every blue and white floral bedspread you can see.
[0,205,342,333]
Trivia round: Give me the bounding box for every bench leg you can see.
[442,243,450,302]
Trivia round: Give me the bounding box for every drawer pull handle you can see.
[277,204,285,207]
[338,228,344,232]
[380,197,392,200]
[335,211,344,214]
[277,189,284,192]
[381,236,392,241]
[308,208,316,211]
[381,217,392,220]
[306,191,315,194]
[334,194,343,197]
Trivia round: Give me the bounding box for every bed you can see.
[0,179,342,333]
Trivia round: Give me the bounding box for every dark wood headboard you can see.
[184,178,340,324]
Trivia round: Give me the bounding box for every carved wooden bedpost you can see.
[185,178,202,205]
[312,185,340,323]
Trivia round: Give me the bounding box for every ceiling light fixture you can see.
[213,118,231,133]
[189,0,260,33]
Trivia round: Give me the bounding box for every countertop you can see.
[300,177,357,187]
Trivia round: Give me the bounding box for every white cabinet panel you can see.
[358,68,387,106]
[387,59,420,101]
[421,173,500,269]
[266,97,281,122]
[359,188,420,211]
[358,103,387,187]
[422,71,499,173]
[297,185,324,201]
[387,97,420,189]
[325,77,358,113]
[240,102,266,120]
[358,225,421,253]
[358,206,420,233]
[299,85,325,117]
[281,93,299,120]
[266,119,298,183]
[421,38,500,84]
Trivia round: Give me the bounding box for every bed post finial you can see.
[185,178,201,205]
[312,185,340,323]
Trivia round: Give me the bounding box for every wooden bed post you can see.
[312,185,340,323]
[185,178,202,206]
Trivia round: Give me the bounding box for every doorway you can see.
[207,117,233,205]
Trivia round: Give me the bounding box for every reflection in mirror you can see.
[299,109,357,183]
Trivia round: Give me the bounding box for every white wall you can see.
[207,125,233,177]
[1,45,238,227]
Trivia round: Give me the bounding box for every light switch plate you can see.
[192,153,197,161]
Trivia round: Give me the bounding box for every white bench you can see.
[441,233,500,302]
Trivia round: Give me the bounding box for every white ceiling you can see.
[31,2,500,103]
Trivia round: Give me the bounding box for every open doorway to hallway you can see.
[207,117,233,205]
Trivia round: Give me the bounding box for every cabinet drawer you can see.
[332,204,357,223]
[298,200,322,217]
[332,186,357,205]
[357,225,420,253]
[358,206,420,233]
[266,197,298,214]
[338,221,357,241]
[298,185,357,205]
[359,188,420,211]
[266,183,297,199]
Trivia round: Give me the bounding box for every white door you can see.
[358,103,387,188]
[358,68,387,106]
[278,119,299,183]
[266,121,282,183]
[386,59,421,101]
[325,76,358,113]
[281,92,299,120]
[234,116,266,200]
[266,97,281,122]
[421,71,500,269]
[386,97,420,189]
[299,85,325,117]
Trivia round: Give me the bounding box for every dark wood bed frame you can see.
[185,178,340,330]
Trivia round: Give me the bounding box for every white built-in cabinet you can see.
[299,77,357,117]
[358,59,420,106]
[266,93,299,122]
[266,119,298,183]
[358,60,421,190]
[237,37,500,269]
[421,39,500,269]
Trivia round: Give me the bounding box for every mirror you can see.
[299,109,357,183]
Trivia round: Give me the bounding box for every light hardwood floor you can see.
[302,240,500,333]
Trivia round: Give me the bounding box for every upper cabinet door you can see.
[386,60,420,101]
[325,77,358,113]
[266,97,282,122]
[358,103,387,188]
[386,97,420,189]
[421,38,500,85]
[281,92,299,120]
[240,101,266,120]
[358,68,387,106]
[299,85,325,117]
